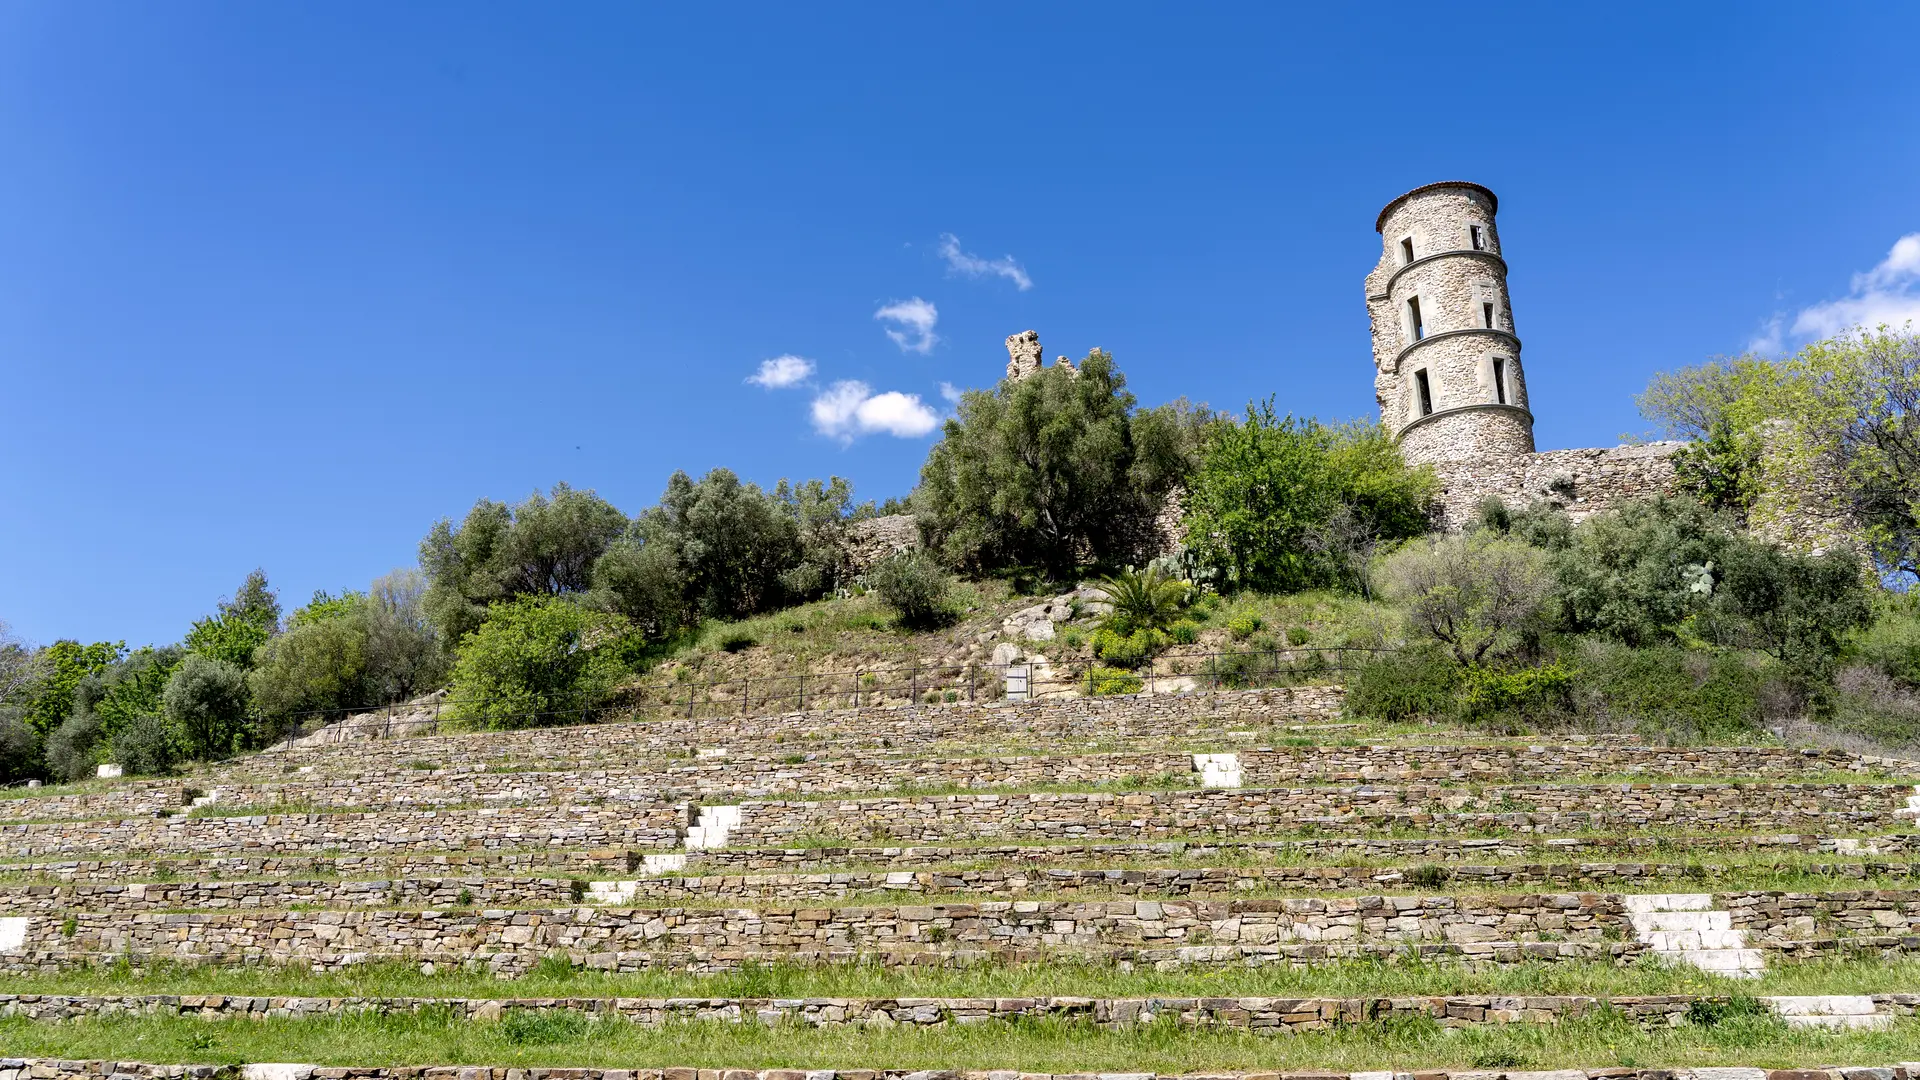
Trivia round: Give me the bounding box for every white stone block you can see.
[0,917,29,951]
[1192,753,1242,789]
[242,1066,316,1080]
[95,763,123,779]
[641,853,688,875]
[1689,1070,1768,1080]
[586,881,638,905]
[1778,1013,1892,1030]
[1623,892,1714,913]
[1763,994,1877,1015]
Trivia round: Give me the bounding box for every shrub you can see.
[1858,599,1920,688]
[445,597,635,729]
[867,551,954,629]
[1456,663,1575,725]
[718,630,757,653]
[1167,620,1200,645]
[1092,627,1161,668]
[1344,650,1459,721]
[1088,666,1144,696]
[1227,613,1263,640]
[1096,567,1188,634]
[1285,625,1312,646]
[112,712,181,776]
[1571,641,1765,739]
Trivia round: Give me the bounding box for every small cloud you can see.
[1747,313,1785,355]
[939,381,964,404]
[811,380,940,442]
[747,354,815,389]
[1787,232,1920,341]
[875,297,939,354]
[937,233,1032,291]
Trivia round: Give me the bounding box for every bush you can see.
[1571,641,1766,739]
[1226,613,1263,640]
[1096,567,1188,634]
[162,654,251,760]
[1088,666,1144,696]
[867,551,954,629]
[1344,650,1460,721]
[1092,627,1161,668]
[718,630,757,653]
[1857,599,1920,688]
[249,577,448,740]
[445,597,635,729]
[1378,533,1555,665]
[1167,620,1200,645]
[1457,663,1575,724]
[112,712,181,775]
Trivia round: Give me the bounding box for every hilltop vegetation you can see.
[4,329,1920,780]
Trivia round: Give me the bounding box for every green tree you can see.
[249,572,447,738]
[1554,497,1736,646]
[46,645,184,779]
[917,351,1198,576]
[1183,404,1433,593]
[1378,533,1556,666]
[866,551,954,629]
[641,469,801,620]
[444,596,634,729]
[420,483,629,647]
[19,638,124,738]
[163,653,251,759]
[184,569,281,669]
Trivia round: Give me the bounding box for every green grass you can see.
[14,955,1920,1003]
[4,1006,1916,1071]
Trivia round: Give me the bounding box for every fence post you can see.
[798,673,807,711]
[968,664,975,703]
[909,663,918,705]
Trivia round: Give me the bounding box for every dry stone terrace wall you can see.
[0,805,686,858]
[7,990,1919,1031]
[21,861,1920,915]
[1427,443,1683,531]
[11,890,1920,974]
[19,745,1908,822]
[17,1063,1920,1080]
[9,832,1915,885]
[718,784,1913,845]
[230,687,1345,774]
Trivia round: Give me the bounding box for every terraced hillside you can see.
[6,684,1920,1080]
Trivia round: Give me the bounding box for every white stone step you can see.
[586,881,638,905]
[1630,909,1732,932]
[1191,753,1242,789]
[1763,994,1877,1015]
[1623,892,1715,913]
[0,916,29,951]
[1640,928,1748,951]
[686,804,743,850]
[1676,947,1766,976]
[641,853,688,875]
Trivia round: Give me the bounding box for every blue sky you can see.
[4,3,1918,648]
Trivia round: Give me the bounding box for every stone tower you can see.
[1365,182,1534,465]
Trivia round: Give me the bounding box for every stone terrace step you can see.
[19,745,1906,822]
[717,784,1912,846]
[7,890,1920,973]
[8,833,1913,885]
[9,859,1920,915]
[18,1062,1920,1080]
[5,989,1916,1031]
[234,686,1344,769]
[0,805,686,859]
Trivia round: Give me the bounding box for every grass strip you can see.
[12,955,1920,1002]
[3,1007,1917,1071]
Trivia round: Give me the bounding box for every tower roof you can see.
[1375,181,1499,233]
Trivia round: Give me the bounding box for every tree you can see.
[1378,533,1555,666]
[1096,566,1189,633]
[917,351,1198,576]
[46,645,184,779]
[0,621,49,783]
[444,596,635,729]
[17,638,123,739]
[184,569,281,669]
[1704,542,1872,700]
[249,572,447,737]
[420,484,628,647]
[1183,405,1434,593]
[163,653,251,759]
[1553,497,1736,646]
[641,469,801,620]
[589,530,690,638]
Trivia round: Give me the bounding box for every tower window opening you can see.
[1416,369,1434,416]
[1493,357,1508,405]
[1483,302,1496,329]
[1400,237,1415,264]
[1470,224,1485,251]
[1406,296,1425,341]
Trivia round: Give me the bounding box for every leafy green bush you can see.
[866,551,954,629]
[1285,626,1311,646]
[1167,620,1200,645]
[1091,627,1161,668]
[1088,666,1144,696]
[1857,599,1920,688]
[1343,650,1459,721]
[718,630,757,653]
[1227,613,1263,640]
[1457,663,1575,724]
[1571,641,1766,739]
[1378,533,1554,665]
[445,597,635,729]
[1096,567,1188,634]
[112,712,180,776]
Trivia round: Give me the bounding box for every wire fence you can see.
[280,644,1385,747]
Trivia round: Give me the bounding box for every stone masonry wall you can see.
[1426,442,1683,530]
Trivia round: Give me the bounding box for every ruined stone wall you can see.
[843,514,919,574]
[1425,442,1684,530]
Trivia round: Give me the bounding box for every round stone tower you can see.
[1364,181,1534,465]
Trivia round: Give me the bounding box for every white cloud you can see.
[874,297,939,354]
[746,354,815,389]
[1747,313,1785,355]
[939,381,964,404]
[810,380,940,442]
[1787,232,1920,341]
[937,233,1033,291]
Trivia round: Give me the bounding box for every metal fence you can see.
[282,644,1384,746]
